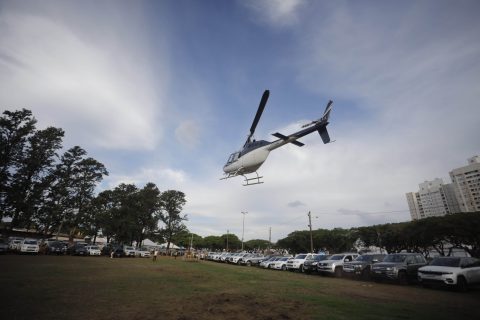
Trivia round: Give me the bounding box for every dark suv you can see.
[67,243,88,256]
[303,255,331,274]
[343,254,386,279]
[371,253,427,284]
[45,241,66,255]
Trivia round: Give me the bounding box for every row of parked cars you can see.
[0,237,151,258]
[205,251,480,292]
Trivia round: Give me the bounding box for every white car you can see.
[85,245,101,256]
[123,246,136,257]
[230,253,249,264]
[20,238,39,254]
[270,257,290,270]
[286,253,317,272]
[135,248,151,258]
[8,238,23,251]
[418,257,480,291]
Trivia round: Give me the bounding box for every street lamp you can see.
[241,211,248,251]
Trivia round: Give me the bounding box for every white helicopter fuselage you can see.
[223,145,270,175]
[223,138,297,175]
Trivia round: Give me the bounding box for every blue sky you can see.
[1,0,479,241]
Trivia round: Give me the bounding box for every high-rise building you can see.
[406,178,460,220]
[449,156,480,212]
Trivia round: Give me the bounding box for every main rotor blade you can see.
[247,90,269,143]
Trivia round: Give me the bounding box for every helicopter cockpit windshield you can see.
[226,151,241,165]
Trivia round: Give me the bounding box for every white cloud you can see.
[0,10,167,151]
[175,120,201,149]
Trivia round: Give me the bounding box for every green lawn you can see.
[1,255,479,320]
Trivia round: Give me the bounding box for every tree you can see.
[7,127,64,230]
[47,146,108,240]
[159,190,187,250]
[0,109,37,219]
[244,239,271,251]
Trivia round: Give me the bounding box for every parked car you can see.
[317,253,359,277]
[85,245,101,256]
[371,253,427,284]
[239,253,264,266]
[112,246,126,258]
[135,248,151,258]
[303,255,331,274]
[0,238,9,254]
[44,241,66,255]
[19,238,39,254]
[8,238,23,252]
[286,253,317,272]
[418,256,480,291]
[343,254,386,279]
[259,256,281,268]
[67,243,88,256]
[270,257,290,270]
[123,246,136,257]
[230,253,250,264]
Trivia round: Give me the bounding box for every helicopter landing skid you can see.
[220,169,264,186]
[241,172,264,186]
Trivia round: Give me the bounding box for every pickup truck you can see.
[286,253,316,272]
[317,253,359,277]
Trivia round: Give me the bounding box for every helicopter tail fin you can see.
[320,100,333,123]
[318,128,330,144]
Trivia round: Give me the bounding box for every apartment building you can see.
[406,178,460,220]
[449,156,480,212]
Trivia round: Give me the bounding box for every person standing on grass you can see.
[153,249,158,262]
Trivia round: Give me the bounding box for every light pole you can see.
[241,211,248,251]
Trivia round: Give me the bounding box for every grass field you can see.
[1,255,479,320]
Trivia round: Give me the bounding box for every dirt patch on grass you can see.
[153,292,306,320]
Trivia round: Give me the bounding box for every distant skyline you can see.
[1,0,479,241]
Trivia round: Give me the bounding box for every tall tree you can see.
[0,109,37,218]
[48,146,107,240]
[8,127,64,229]
[159,190,187,250]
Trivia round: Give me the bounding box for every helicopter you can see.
[221,90,334,186]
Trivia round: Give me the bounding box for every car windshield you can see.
[329,255,345,260]
[384,254,407,263]
[295,254,307,259]
[306,255,318,261]
[125,247,134,250]
[279,257,289,261]
[90,246,99,250]
[24,240,37,245]
[429,257,461,267]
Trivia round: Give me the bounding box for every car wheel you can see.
[456,276,468,292]
[281,265,286,271]
[398,271,407,285]
[299,265,304,273]
[246,261,251,267]
[335,267,342,277]
[362,267,371,280]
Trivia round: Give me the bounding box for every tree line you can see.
[276,212,480,258]
[0,109,187,249]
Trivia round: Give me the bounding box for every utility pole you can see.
[226,229,229,251]
[308,211,314,253]
[269,227,271,251]
[241,211,248,251]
